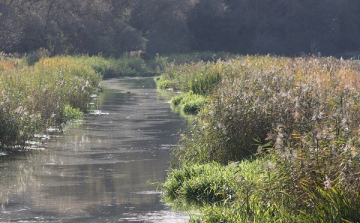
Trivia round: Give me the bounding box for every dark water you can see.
[0,78,189,222]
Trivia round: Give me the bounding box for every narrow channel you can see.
[0,78,188,222]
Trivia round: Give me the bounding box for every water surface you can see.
[0,78,188,222]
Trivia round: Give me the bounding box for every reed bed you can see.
[161,55,360,222]
[0,56,102,150]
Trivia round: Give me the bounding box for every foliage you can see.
[164,160,283,222]
[156,52,233,69]
[25,48,50,66]
[3,0,360,57]
[0,55,101,151]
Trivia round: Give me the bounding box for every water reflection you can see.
[0,78,189,222]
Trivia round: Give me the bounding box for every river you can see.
[0,78,189,222]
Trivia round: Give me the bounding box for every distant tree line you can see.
[1,0,360,57]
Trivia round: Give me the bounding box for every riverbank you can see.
[0,54,103,151]
[159,55,360,222]
[0,51,225,151]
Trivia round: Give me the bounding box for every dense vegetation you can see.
[160,56,360,222]
[1,0,360,57]
[0,54,104,150]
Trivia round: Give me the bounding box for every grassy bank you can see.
[160,56,360,222]
[0,54,103,151]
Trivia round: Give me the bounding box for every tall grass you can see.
[0,56,102,150]
[155,60,224,94]
[161,55,360,222]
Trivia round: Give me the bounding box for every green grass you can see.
[164,156,360,222]
[171,91,206,115]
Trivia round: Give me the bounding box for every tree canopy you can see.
[1,0,359,56]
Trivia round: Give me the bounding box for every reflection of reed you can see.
[0,78,186,221]
[0,149,162,215]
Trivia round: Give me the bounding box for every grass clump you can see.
[163,159,282,222]
[163,55,360,222]
[163,162,241,208]
[171,91,206,115]
[60,105,83,123]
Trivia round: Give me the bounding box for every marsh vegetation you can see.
[160,56,360,222]
[0,54,101,150]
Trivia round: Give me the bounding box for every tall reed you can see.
[162,55,360,222]
[0,56,101,150]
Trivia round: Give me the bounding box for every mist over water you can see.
[0,78,188,222]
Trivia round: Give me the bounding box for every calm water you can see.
[0,78,189,222]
